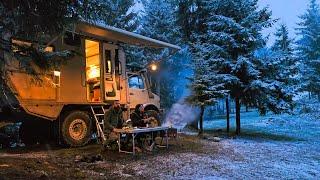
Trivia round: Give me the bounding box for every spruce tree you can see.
[186,41,226,135]
[254,47,296,115]
[201,0,275,134]
[100,0,139,31]
[175,0,210,43]
[272,24,299,88]
[272,24,293,54]
[296,0,320,100]
[0,0,124,74]
[130,0,182,109]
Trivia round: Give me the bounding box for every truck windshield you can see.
[128,75,145,89]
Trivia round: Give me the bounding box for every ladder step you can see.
[91,105,104,108]
[90,105,107,142]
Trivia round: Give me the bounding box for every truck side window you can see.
[128,75,145,89]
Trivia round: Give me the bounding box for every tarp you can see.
[75,22,181,50]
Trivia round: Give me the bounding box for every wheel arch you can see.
[143,104,160,112]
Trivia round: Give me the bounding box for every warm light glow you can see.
[44,46,53,52]
[151,64,158,71]
[53,71,61,77]
[88,65,100,79]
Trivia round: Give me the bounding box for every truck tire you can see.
[61,111,92,147]
[144,110,161,126]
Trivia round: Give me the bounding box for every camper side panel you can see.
[4,52,63,120]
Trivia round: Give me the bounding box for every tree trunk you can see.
[189,120,198,130]
[309,92,311,100]
[222,100,225,114]
[199,105,205,135]
[226,96,230,133]
[246,105,249,112]
[235,96,241,135]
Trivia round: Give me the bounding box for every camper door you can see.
[103,44,120,101]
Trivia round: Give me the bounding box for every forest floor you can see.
[0,102,319,179]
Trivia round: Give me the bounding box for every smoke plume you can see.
[162,102,200,129]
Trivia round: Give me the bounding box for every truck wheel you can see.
[144,110,161,127]
[61,111,92,147]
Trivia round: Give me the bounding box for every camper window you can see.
[105,50,113,80]
[128,75,145,89]
[85,39,101,102]
[115,49,122,75]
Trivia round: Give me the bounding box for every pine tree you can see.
[175,0,210,43]
[100,0,139,31]
[129,0,182,109]
[272,24,293,54]
[254,47,296,115]
[270,24,298,87]
[140,0,179,45]
[186,41,226,135]
[201,0,277,134]
[0,0,119,74]
[296,0,320,100]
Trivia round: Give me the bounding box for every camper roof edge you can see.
[77,21,181,50]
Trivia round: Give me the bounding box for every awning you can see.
[75,22,181,50]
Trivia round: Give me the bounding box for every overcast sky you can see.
[259,0,314,46]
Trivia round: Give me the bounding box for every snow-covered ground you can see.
[1,102,319,179]
[195,103,320,179]
[200,104,320,179]
[123,105,320,179]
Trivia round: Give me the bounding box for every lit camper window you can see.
[85,39,101,102]
[85,40,100,81]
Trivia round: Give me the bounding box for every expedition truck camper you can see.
[0,22,180,147]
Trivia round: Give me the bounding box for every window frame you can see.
[128,74,146,90]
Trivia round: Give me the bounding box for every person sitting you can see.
[130,104,156,151]
[103,100,123,148]
[131,104,148,127]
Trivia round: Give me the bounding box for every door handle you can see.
[130,93,134,95]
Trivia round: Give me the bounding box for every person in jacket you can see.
[131,104,148,127]
[130,104,156,151]
[103,100,123,147]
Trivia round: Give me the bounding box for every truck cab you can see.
[128,71,160,109]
